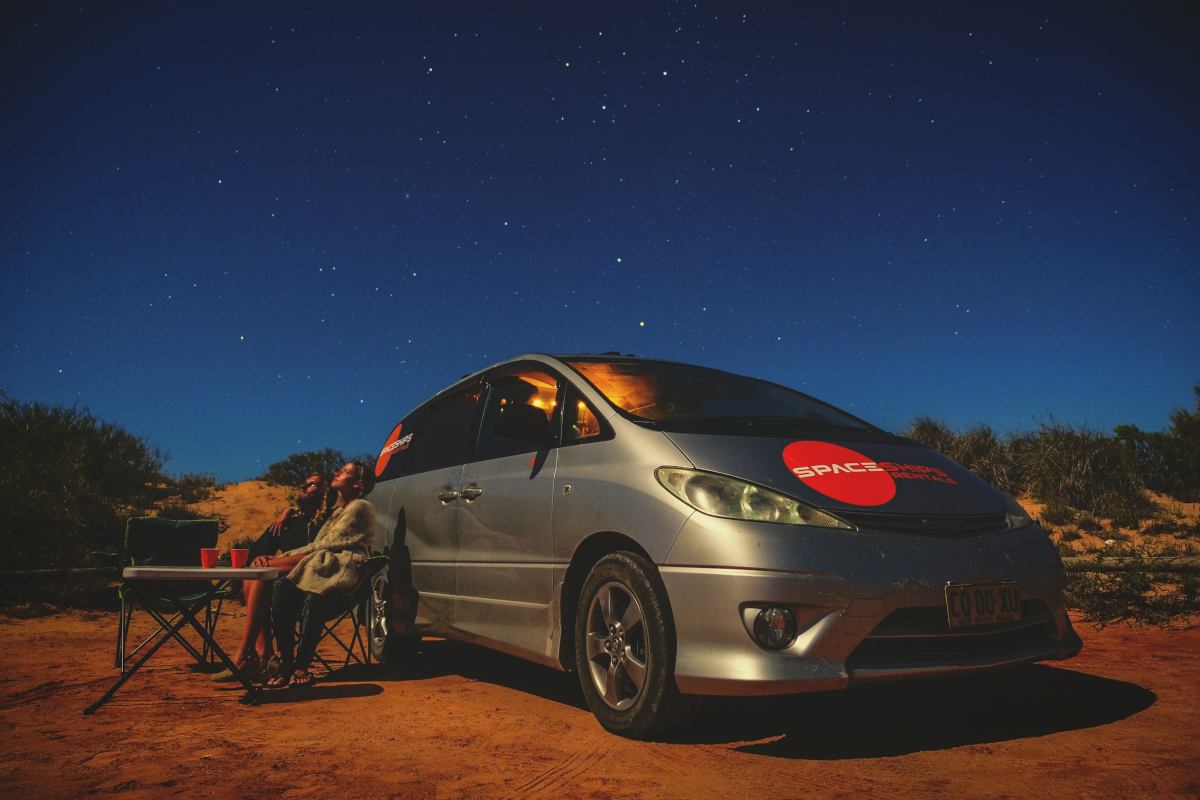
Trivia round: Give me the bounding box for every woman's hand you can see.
[251,555,271,568]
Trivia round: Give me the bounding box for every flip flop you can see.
[289,669,314,688]
[266,663,294,689]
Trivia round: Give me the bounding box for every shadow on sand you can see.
[310,640,1155,757]
[253,682,384,704]
[718,666,1155,758]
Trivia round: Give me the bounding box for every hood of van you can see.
[661,432,1005,516]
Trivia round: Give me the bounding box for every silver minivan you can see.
[368,354,1080,738]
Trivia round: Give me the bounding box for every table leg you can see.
[172,598,260,704]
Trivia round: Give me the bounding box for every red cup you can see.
[200,548,219,568]
[229,548,249,568]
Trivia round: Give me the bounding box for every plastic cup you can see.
[200,548,219,568]
[229,548,249,568]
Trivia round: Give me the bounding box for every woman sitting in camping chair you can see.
[212,472,330,683]
[263,460,379,688]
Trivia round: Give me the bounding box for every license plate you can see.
[944,582,1021,629]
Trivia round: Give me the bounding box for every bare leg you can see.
[232,579,273,665]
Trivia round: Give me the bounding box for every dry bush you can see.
[1014,423,1153,526]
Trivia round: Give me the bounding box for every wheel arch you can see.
[558,531,657,670]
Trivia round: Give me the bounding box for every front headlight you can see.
[1002,492,1035,530]
[655,467,855,529]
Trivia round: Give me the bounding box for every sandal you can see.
[266,660,294,689]
[289,669,314,688]
[262,653,284,681]
[211,654,260,683]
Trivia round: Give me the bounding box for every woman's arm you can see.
[250,552,307,571]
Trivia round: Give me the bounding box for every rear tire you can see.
[574,551,690,739]
[369,569,421,662]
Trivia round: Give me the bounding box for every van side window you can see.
[475,369,560,461]
[563,386,603,443]
[402,384,482,476]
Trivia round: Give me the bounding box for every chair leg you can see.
[118,600,135,673]
[115,594,124,669]
[203,605,211,661]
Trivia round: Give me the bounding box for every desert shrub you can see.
[155,504,229,533]
[1013,423,1152,526]
[1075,514,1102,534]
[173,472,219,503]
[1040,502,1076,526]
[904,417,958,457]
[226,534,256,550]
[902,419,1021,495]
[1065,545,1200,626]
[259,447,348,486]
[1115,385,1200,501]
[1141,518,1200,540]
[0,394,165,569]
[0,573,118,613]
[1056,526,1082,542]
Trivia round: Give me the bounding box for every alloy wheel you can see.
[585,581,649,711]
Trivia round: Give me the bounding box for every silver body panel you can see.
[371,353,1080,695]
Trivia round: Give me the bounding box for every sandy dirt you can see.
[181,480,294,550]
[0,606,1197,800]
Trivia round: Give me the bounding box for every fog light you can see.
[753,607,798,650]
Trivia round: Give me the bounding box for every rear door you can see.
[383,382,483,630]
[454,363,561,662]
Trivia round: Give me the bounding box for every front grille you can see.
[837,510,1009,537]
[846,600,1058,671]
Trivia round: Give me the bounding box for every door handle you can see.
[436,490,460,503]
[459,487,483,501]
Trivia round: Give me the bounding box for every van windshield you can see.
[563,358,876,434]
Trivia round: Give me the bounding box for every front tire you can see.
[574,551,689,739]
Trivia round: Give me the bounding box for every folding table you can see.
[85,565,277,715]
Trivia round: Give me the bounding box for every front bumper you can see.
[660,515,1081,696]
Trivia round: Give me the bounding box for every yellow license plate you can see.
[944,582,1021,628]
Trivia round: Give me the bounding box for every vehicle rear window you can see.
[379,384,482,479]
[563,358,871,432]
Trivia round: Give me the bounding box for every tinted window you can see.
[562,385,606,444]
[378,384,482,479]
[565,358,875,434]
[475,368,560,461]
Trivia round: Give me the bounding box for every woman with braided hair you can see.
[266,460,380,688]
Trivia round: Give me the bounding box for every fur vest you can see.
[284,498,379,596]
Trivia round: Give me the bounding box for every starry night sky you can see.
[3,3,1197,480]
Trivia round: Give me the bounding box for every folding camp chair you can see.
[309,555,390,674]
[115,517,229,672]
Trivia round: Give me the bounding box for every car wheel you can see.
[574,551,690,739]
[367,571,390,662]
[368,572,421,662]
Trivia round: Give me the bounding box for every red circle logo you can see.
[375,422,405,478]
[782,441,896,506]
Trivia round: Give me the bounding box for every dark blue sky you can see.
[3,3,1197,480]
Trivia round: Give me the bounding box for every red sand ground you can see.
[0,606,1197,799]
